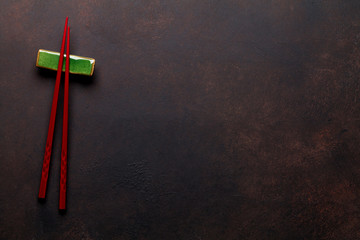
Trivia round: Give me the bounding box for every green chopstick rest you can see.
[36,49,95,76]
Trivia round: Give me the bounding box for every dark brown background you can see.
[1,0,360,239]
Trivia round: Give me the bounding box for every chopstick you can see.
[59,26,70,210]
[39,17,68,199]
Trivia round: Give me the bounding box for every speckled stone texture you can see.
[1,0,360,239]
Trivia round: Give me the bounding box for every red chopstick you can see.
[59,26,70,210]
[39,17,68,199]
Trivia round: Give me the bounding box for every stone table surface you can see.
[1,1,360,239]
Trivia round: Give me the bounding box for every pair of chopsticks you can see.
[39,17,70,210]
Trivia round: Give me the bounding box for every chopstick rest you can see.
[36,49,95,76]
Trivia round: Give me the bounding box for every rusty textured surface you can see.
[2,0,360,239]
